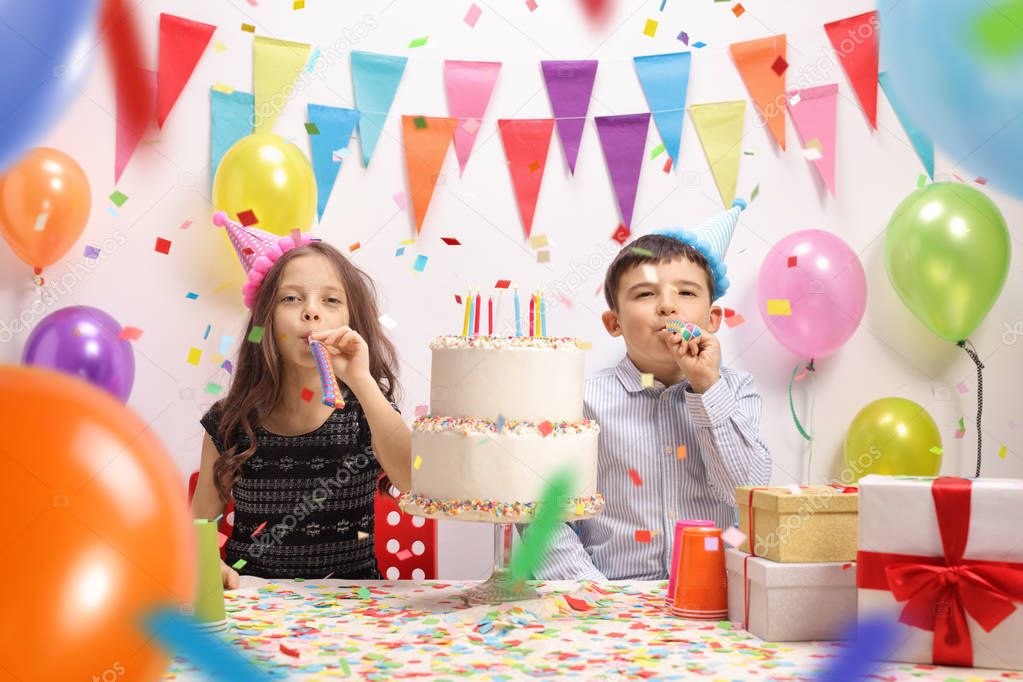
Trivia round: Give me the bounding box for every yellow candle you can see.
[461,287,472,336]
[534,290,541,336]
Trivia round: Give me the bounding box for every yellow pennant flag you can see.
[253,36,312,133]
[689,100,746,208]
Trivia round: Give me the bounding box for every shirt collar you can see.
[614,355,689,393]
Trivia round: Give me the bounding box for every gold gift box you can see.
[735,486,858,563]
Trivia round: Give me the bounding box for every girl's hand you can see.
[657,324,722,393]
[309,326,372,387]
[221,560,240,590]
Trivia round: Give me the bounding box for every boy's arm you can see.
[683,370,772,505]
[531,522,607,581]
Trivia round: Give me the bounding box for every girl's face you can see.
[272,253,349,369]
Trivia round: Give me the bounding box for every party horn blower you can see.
[193,519,227,631]
[309,338,345,409]
[666,319,700,341]
[671,526,727,619]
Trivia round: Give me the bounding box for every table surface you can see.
[163,577,1018,681]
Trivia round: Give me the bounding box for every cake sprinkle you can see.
[414,415,598,436]
[431,335,584,351]
[399,491,606,519]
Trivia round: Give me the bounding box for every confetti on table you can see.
[676,444,687,459]
[564,595,594,612]
[186,347,202,365]
[241,23,256,33]
[248,326,265,343]
[538,421,554,437]
[643,18,658,37]
[732,3,745,16]
[300,387,314,402]
[118,326,143,341]
[640,373,654,388]
[237,209,258,226]
[766,299,792,316]
[109,190,129,207]
[408,36,429,48]
[358,587,371,600]
[304,122,319,135]
[412,254,429,272]
[771,56,788,75]
[635,529,652,543]
[721,526,746,547]
[279,643,300,658]
[83,245,101,259]
[530,234,549,249]
[464,3,482,27]
[441,237,462,246]
[155,237,172,255]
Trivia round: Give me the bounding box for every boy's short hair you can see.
[603,235,715,310]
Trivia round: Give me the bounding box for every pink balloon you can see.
[757,230,866,359]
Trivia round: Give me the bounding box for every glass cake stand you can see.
[459,522,539,605]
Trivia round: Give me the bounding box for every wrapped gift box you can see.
[736,485,858,563]
[858,475,1023,670]
[725,546,858,642]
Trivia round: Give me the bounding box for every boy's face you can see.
[272,254,350,369]
[602,256,722,371]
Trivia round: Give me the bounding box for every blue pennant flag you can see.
[351,51,407,167]
[879,71,935,179]
[633,52,692,164]
[210,88,254,188]
[307,104,360,220]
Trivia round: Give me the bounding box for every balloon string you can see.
[807,362,817,485]
[957,339,984,478]
[788,360,815,442]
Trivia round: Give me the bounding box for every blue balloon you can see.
[0,0,100,172]
[879,0,1023,198]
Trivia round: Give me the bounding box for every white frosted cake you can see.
[399,335,604,521]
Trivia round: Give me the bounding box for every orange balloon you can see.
[0,147,91,273]
[0,366,195,681]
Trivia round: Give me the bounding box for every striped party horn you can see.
[666,319,700,341]
[309,338,345,409]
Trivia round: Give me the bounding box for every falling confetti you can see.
[643,18,658,37]
[248,326,265,343]
[509,468,575,581]
[464,3,482,27]
[154,237,172,254]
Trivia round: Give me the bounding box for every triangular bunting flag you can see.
[729,35,787,150]
[541,60,598,174]
[210,88,254,187]
[689,101,746,207]
[402,116,457,237]
[444,60,501,176]
[307,104,360,220]
[633,52,691,164]
[497,119,556,239]
[253,36,310,134]
[786,84,839,195]
[352,51,408,167]
[156,14,216,128]
[594,113,650,229]
[824,11,880,128]
[878,72,934,179]
[115,69,157,182]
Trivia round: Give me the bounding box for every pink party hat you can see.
[212,211,319,308]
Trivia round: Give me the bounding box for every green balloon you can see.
[844,397,942,482]
[884,183,1010,341]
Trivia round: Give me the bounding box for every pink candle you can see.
[487,296,493,336]
[473,291,481,335]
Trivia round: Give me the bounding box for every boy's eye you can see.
[680,291,695,297]
[637,291,653,298]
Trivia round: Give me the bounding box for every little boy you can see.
[536,200,771,580]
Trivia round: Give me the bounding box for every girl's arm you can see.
[192,434,240,589]
[349,375,412,492]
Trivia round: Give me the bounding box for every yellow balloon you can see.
[844,397,942,482]
[212,133,316,236]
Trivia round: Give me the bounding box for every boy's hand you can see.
[221,560,240,590]
[309,326,372,387]
[658,323,721,393]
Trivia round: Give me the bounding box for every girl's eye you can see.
[281,295,300,303]
[325,297,342,305]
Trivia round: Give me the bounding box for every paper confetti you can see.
[999,445,1007,460]
[628,469,643,486]
[412,255,429,272]
[464,3,482,27]
[538,420,554,437]
[766,299,792,316]
[732,3,745,17]
[677,30,689,44]
[154,238,172,255]
[241,23,256,33]
[509,468,575,581]
[525,0,537,10]
[304,122,320,135]
[721,526,746,547]
[204,382,222,395]
[118,326,143,341]
[300,387,314,402]
[392,191,408,210]
[537,250,550,263]
[676,444,687,459]
[530,234,549,249]
[441,237,462,246]
[413,455,423,470]
[109,190,129,207]
[187,347,202,365]
[378,314,398,330]
[635,529,652,543]
[414,404,429,417]
[349,242,361,252]
[929,446,943,456]
[144,609,273,681]
[956,381,969,394]
[237,209,258,226]
[649,142,666,160]
[408,37,429,48]
[643,19,658,37]
[771,56,788,75]
[640,373,654,388]
[248,326,265,343]
[232,558,247,570]
[750,183,760,202]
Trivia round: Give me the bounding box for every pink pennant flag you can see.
[444,60,502,175]
[498,119,555,239]
[786,84,838,195]
[115,69,157,182]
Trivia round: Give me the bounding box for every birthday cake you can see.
[399,335,604,522]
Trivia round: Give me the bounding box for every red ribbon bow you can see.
[857,477,1023,667]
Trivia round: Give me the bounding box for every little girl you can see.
[191,213,411,588]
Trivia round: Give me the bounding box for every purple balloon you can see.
[21,306,135,402]
[757,230,867,359]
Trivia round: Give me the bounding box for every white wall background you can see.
[2,0,1021,579]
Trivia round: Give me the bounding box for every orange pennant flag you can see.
[729,34,787,150]
[402,115,458,236]
[498,118,555,240]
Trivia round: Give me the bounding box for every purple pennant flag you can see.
[595,113,650,228]
[541,60,598,175]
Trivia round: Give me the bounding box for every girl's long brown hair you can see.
[211,242,401,503]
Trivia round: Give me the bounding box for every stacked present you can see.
[725,485,860,642]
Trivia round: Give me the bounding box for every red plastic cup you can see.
[665,519,715,608]
[671,526,727,620]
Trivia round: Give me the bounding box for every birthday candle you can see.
[540,290,547,337]
[487,295,493,336]
[514,286,522,337]
[468,291,476,337]
[473,290,481,335]
[534,290,541,336]
[531,294,540,337]
[495,289,505,338]
[461,288,472,336]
